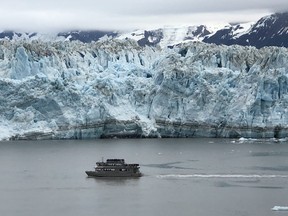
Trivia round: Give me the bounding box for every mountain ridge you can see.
[1,12,287,49]
[204,12,288,48]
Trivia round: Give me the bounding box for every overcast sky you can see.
[0,0,287,32]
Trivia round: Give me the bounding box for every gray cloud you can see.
[111,0,288,15]
[0,0,287,31]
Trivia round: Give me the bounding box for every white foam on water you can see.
[272,206,288,211]
[157,174,288,179]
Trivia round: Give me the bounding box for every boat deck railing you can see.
[96,159,139,167]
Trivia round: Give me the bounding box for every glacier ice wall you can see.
[1,39,288,140]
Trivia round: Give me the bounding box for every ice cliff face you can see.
[1,38,288,140]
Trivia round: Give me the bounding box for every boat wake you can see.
[157,174,288,179]
[272,206,288,211]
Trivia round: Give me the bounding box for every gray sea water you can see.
[0,138,288,216]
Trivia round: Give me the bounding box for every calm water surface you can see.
[0,138,288,216]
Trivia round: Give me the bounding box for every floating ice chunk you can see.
[277,137,288,142]
[271,206,288,211]
[239,137,258,142]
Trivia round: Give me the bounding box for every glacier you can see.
[0,38,288,140]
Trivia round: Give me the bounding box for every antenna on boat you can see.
[102,157,104,162]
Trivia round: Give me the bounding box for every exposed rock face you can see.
[0,39,288,140]
[204,12,288,48]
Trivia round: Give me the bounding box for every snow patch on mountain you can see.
[117,29,146,42]
[117,24,227,47]
[231,22,254,38]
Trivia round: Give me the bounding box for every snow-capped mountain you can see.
[0,31,37,40]
[1,12,287,49]
[116,12,288,48]
[204,12,288,48]
[122,12,288,48]
[0,30,117,43]
[0,24,225,47]
[57,30,117,43]
[202,22,254,46]
[117,24,224,47]
[1,38,288,140]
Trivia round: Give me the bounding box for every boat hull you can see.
[85,171,142,178]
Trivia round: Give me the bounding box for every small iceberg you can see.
[272,206,288,211]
